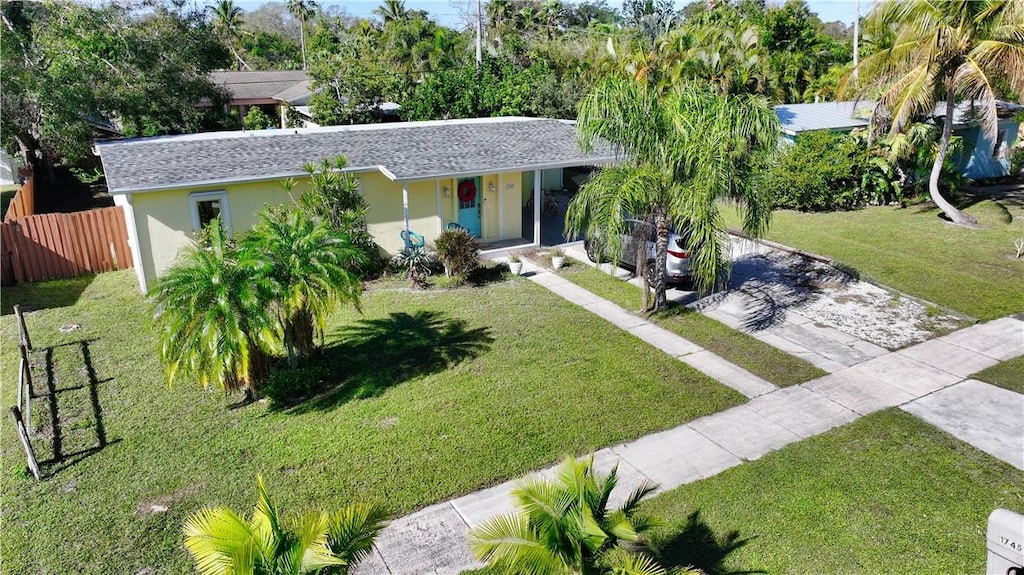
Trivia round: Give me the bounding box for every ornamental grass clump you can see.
[434,228,480,280]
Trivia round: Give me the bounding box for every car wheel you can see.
[585,241,598,262]
[644,260,659,286]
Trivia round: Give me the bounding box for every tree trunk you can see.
[299,19,307,70]
[636,237,650,312]
[652,207,669,312]
[930,87,977,226]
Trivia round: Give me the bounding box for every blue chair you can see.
[400,229,425,248]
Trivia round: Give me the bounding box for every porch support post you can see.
[435,179,443,234]
[402,181,411,250]
[533,169,541,246]
[498,172,504,239]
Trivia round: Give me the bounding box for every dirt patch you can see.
[136,484,202,515]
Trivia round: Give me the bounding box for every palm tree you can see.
[208,0,250,71]
[149,221,278,398]
[540,0,564,41]
[287,0,319,70]
[244,208,364,366]
[486,0,512,49]
[568,76,778,311]
[184,475,388,575]
[840,0,1024,227]
[373,0,408,25]
[470,455,698,574]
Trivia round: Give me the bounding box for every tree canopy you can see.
[1,0,231,174]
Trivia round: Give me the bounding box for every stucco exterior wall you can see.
[958,120,1020,179]
[128,180,296,290]
[125,169,529,291]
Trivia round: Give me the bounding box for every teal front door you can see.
[457,177,481,237]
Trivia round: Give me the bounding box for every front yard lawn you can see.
[723,200,1024,321]
[558,265,827,386]
[0,270,742,574]
[644,409,1024,574]
[970,355,1024,394]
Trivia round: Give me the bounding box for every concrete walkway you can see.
[525,260,777,399]
[352,273,1024,574]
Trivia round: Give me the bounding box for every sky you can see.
[231,0,875,28]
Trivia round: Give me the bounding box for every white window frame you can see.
[189,190,232,235]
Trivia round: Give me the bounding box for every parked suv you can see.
[583,218,692,285]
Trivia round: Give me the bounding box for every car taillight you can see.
[668,249,689,258]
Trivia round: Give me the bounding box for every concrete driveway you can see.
[562,236,972,373]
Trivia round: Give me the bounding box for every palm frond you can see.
[468,513,566,575]
[326,503,391,568]
[183,505,259,575]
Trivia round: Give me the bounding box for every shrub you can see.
[1010,146,1024,175]
[243,106,274,131]
[759,131,870,211]
[290,156,387,278]
[434,229,480,279]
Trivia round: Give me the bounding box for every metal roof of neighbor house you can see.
[775,100,1022,135]
[95,117,618,194]
[211,70,311,102]
[774,101,871,134]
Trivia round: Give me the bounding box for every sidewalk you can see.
[353,267,1024,575]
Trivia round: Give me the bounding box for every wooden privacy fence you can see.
[3,177,34,221]
[1,206,132,285]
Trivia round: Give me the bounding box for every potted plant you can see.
[550,248,565,270]
[508,252,523,275]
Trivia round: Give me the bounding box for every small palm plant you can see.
[245,208,365,366]
[434,228,480,279]
[470,455,698,575]
[149,221,278,398]
[183,475,388,575]
[392,246,436,288]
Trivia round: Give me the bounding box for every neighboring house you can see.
[94,116,615,292]
[0,150,21,186]
[209,70,401,128]
[210,70,313,128]
[774,100,1021,179]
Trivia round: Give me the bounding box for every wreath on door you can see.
[457,180,476,203]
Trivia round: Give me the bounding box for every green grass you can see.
[558,265,827,386]
[0,270,743,574]
[970,355,1024,394]
[642,409,1024,574]
[722,200,1024,320]
[1,184,19,217]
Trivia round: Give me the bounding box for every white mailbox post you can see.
[988,509,1024,575]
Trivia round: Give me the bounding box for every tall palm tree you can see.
[540,0,564,41]
[244,208,364,366]
[287,0,319,70]
[373,0,408,25]
[149,221,277,398]
[568,76,778,311]
[840,0,1024,227]
[470,456,698,575]
[208,0,251,71]
[184,475,388,575]
[486,0,512,49]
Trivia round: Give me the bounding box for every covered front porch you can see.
[395,165,600,254]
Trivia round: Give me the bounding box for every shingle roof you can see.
[95,117,618,193]
[211,70,310,102]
